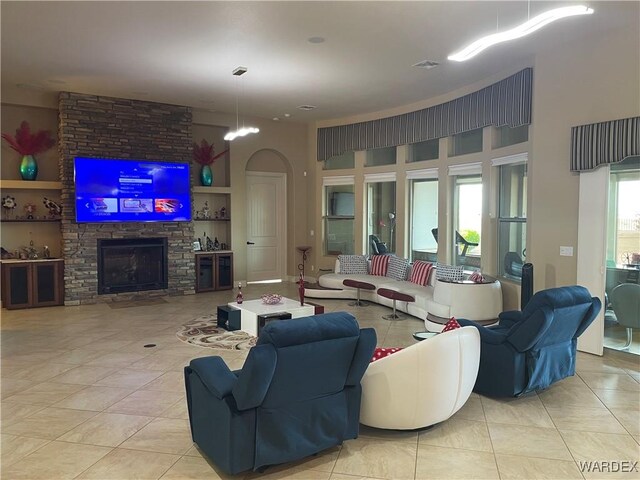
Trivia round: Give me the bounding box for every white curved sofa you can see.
[360,326,480,430]
[305,259,503,331]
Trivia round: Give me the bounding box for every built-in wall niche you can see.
[192,123,230,188]
[193,188,231,249]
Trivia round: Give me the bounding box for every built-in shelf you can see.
[1,219,61,223]
[193,218,231,222]
[192,186,231,194]
[0,180,62,190]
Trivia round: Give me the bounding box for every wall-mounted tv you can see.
[330,192,355,216]
[74,157,191,223]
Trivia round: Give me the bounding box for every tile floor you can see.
[1,282,639,479]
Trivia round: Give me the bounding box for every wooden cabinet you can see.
[195,251,233,292]
[1,259,64,309]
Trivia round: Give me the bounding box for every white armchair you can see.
[359,326,480,430]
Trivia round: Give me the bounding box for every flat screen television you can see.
[330,192,354,216]
[74,157,191,222]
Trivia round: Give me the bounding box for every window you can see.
[365,146,396,167]
[607,156,640,266]
[323,151,354,170]
[449,163,483,269]
[449,128,483,157]
[497,161,527,281]
[365,174,396,255]
[408,176,438,262]
[493,125,529,149]
[409,139,439,162]
[323,177,355,255]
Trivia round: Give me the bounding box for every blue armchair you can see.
[184,312,376,475]
[458,286,601,397]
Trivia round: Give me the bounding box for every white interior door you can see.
[246,172,287,282]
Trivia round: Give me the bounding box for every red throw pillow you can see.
[409,260,434,286]
[370,255,390,276]
[442,317,461,332]
[371,347,403,362]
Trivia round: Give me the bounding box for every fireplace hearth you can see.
[98,238,168,294]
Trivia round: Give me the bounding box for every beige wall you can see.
[529,26,640,289]
[192,110,310,283]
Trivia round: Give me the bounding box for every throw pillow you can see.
[442,317,461,332]
[435,262,464,282]
[371,347,403,362]
[468,271,485,283]
[338,255,368,275]
[386,256,410,281]
[409,260,434,286]
[370,255,390,276]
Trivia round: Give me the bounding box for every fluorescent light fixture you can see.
[448,5,594,62]
[224,126,259,141]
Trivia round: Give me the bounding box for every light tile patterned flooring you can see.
[1,282,639,479]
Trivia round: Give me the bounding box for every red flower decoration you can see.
[2,121,56,155]
[193,139,228,166]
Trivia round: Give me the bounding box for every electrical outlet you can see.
[560,246,574,257]
[311,265,314,271]
[310,230,314,236]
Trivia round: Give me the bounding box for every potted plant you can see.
[193,139,228,186]
[2,121,56,181]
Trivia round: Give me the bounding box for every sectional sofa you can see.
[305,257,503,332]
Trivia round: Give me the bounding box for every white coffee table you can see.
[228,297,316,336]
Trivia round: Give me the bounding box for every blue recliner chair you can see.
[184,312,376,475]
[458,286,601,397]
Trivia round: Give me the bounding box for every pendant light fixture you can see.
[224,66,260,141]
[448,5,594,62]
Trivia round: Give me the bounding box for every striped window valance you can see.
[317,68,532,162]
[570,116,640,172]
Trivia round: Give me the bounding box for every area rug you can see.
[176,315,257,351]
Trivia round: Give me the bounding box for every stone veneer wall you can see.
[58,92,195,304]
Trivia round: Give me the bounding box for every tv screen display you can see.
[74,157,191,222]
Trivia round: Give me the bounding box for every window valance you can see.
[570,116,639,172]
[317,68,532,162]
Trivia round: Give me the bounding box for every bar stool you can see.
[343,279,376,307]
[377,288,415,320]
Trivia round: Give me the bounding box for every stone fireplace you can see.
[58,92,195,304]
[97,238,168,294]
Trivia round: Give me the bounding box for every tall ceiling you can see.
[1,1,637,123]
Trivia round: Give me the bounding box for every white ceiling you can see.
[1,1,637,123]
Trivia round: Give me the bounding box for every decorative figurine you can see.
[2,195,17,219]
[213,237,220,250]
[24,203,36,220]
[201,201,210,219]
[214,210,219,219]
[219,207,226,219]
[205,235,214,251]
[43,197,62,218]
[43,245,51,259]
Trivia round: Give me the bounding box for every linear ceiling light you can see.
[224,66,260,141]
[448,5,594,62]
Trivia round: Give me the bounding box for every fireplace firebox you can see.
[97,238,168,294]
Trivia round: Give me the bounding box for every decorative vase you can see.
[20,155,38,181]
[200,165,213,186]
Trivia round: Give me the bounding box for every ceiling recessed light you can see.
[307,36,325,44]
[273,117,280,121]
[284,113,291,118]
[297,105,317,111]
[412,60,440,70]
